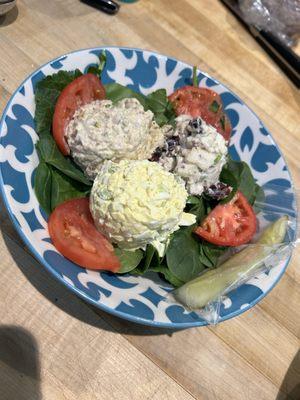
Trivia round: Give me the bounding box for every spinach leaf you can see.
[198,241,227,268]
[185,195,206,223]
[219,166,238,202]
[115,248,144,274]
[153,113,169,127]
[51,169,90,210]
[132,244,161,275]
[104,84,176,127]
[150,265,184,287]
[188,197,206,223]
[233,163,256,203]
[34,70,82,135]
[220,157,262,205]
[143,244,160,271]
[36,134,91,186]
[104,83,146,107]
[186,195,202,205]
[145,89,168,114]
[34,161,52,215]
[145,89,176,127]
[36,69,83,91]
[166,226,205,282]
[87,50,107,77]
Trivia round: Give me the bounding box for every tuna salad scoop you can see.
[66,98,167,180]
[152,116,228,196]
[90,159,195,256]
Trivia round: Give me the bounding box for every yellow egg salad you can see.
[90,159,196,256]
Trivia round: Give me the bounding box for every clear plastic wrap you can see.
[239,0,300,47]
[168,183,299,325]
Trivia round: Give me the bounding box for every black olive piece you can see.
[189,117,202,129]
[166,135,180,151]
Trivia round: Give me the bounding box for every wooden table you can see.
[0,1,299,399]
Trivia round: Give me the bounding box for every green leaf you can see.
[50,168,90,210]
[186,195,201,205]
[220,157,263,205]
[131,244,161,276]
[209,100,220,113]
[36,69,83,92]
[104,83,176,127]
[115,248,144,274]
[145,89,168,114]
[34,161,52,215]
[153,113,169,127]
[150,265,184,287]
[166,226,205,282]
[87,66,99,75]
[104,83,146,107]
[34,70,82,135]
[144,89,177,127]
[87,50,107,78]
[34,88,60,135]
[198,241,227,268]
[230,160,256,204]
[144,244,159,270]
[219,167,238,203]
[185,195,206,223]
[189,198,206,223]
[36,134,91,185]
[164,101,176,127]
[98,50,107,77]
[192,66,198,87]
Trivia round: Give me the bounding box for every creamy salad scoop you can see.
[90,159,196,256]
[156,116,228,196]
[66,98,166,180]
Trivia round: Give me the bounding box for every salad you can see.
[34,52,265,292]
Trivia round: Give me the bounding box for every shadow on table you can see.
[0,325,41,400]
[276,349,300,400]
[0,6,18,27]
[1,219,183,338]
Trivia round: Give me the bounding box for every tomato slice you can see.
[168,85,231,141]
[48,197,120,271]
[195,191,257,246]
[52,74,105,155]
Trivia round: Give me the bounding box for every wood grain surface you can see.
[0,1,299,399]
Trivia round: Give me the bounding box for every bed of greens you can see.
[34,52,264,288]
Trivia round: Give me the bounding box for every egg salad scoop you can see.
[90,160,196,256]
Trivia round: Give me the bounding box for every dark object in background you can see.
[239,0,300,47]
[221,0,300,88]
[0,0,16,16]
[81,0,120,15]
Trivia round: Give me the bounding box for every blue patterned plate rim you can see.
[0,46,295,328]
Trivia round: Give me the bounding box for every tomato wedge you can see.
[52,74,105,155]
[195,191,257,246]
[48,197,120,271]
[168,86,231,141]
